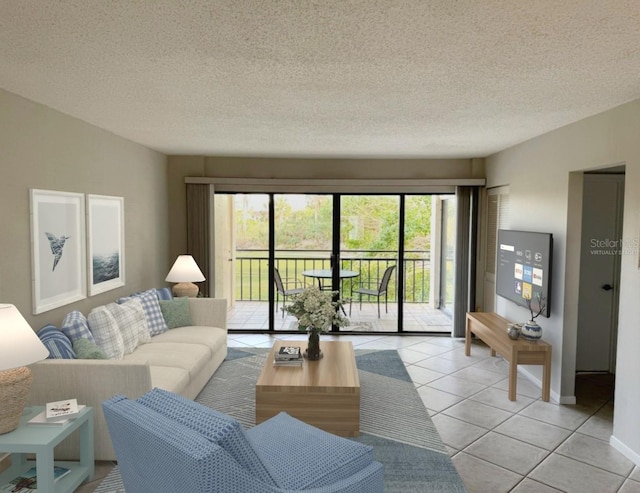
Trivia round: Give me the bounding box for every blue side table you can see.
[0,406,94,493]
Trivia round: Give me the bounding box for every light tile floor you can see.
[73,332,638,493]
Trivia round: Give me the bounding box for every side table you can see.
[0,406,94,493]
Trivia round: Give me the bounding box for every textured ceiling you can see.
[1,1,639,158]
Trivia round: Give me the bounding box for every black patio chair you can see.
[274,268,305,317]
[349,265,396,318]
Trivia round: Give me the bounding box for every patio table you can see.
[301,269,359,290]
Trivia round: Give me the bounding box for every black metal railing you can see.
[236,250,430,303]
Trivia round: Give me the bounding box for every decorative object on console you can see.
[0,304,49,434]
[165,255,205,297]
[506,323,522,340]
[283,285,349,360]
[522,292,547,342]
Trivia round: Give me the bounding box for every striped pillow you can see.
[37,325,76,359]
[155,287,173,301]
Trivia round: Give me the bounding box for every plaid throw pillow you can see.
[61,310,95,344]
[88,306,124,360]
[118,289,168,336]
[105,298,150,354]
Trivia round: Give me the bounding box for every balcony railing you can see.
[236,249,430,303]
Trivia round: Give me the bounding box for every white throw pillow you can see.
[87,306,124,359]
[105,298,150,354]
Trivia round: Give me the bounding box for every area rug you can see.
[95,348,466,492]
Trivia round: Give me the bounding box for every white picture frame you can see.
[87,194,125,296]
[30,189,87,314]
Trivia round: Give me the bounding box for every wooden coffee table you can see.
[255,340,360,437]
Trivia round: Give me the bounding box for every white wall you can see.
[0,89,170,329]
[485,99,640,464]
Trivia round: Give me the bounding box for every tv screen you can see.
[496,229,552,318]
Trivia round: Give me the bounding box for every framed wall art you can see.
[30,189,87,314]
[87,194,125,295]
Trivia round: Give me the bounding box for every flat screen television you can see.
[496,229,552,318]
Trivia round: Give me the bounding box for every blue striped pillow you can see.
[155,287,173,301]
[37,325,76,359]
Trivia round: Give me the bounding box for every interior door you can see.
[576,173,624,372]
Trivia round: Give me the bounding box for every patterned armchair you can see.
[103,388,384,493]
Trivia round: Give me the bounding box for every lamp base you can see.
[0,366,32,434]
[171,282,199,298]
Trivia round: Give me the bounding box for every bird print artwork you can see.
[45,232,71,271]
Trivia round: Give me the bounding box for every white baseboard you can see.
[517,367,567,404]
[611,435,640,467]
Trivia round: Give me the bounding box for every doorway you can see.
[576,171,625,377]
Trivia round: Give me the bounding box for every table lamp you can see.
[0,304,49,434]
[165,255,206,297]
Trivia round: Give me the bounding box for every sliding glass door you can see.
[339,195,399,331]
[217,191,454,334]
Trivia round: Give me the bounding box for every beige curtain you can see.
[452,186,479,337]
[186,184,211,297]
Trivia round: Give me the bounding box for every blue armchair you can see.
[103,388,384,493]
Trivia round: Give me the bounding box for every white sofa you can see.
[27,297,228,461]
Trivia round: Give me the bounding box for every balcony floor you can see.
[228,300,453,333]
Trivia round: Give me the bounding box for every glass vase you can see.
[305,328,322,360]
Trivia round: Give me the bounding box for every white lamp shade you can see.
[165,255,206,283]
[0,304,49,371]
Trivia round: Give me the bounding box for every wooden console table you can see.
[465,312,551,401]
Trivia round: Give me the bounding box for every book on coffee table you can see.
[275,346,301,360]
[273,357,303,367]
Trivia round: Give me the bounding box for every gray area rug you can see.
[95,347,466,492]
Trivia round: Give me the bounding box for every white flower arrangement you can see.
[284,285,350,332]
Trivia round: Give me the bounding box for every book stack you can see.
[273,345,303,366]
[0,466,70,492]
[28,402,85,427]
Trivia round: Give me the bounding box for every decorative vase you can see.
[521,321,542,342]
[305,328,323,360]
[506,323,521,340]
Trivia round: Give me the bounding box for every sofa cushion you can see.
[105,298,150,354]
[159,297,193,329]
[147,366,191,395]
[150,326,225,355]
[136,388,276,486]
[61,311,95,344]
[118,289,168,336]
[37,325,76,359]
[72,337,107,359]
[88,306,124,359]
[123,343,211,379]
